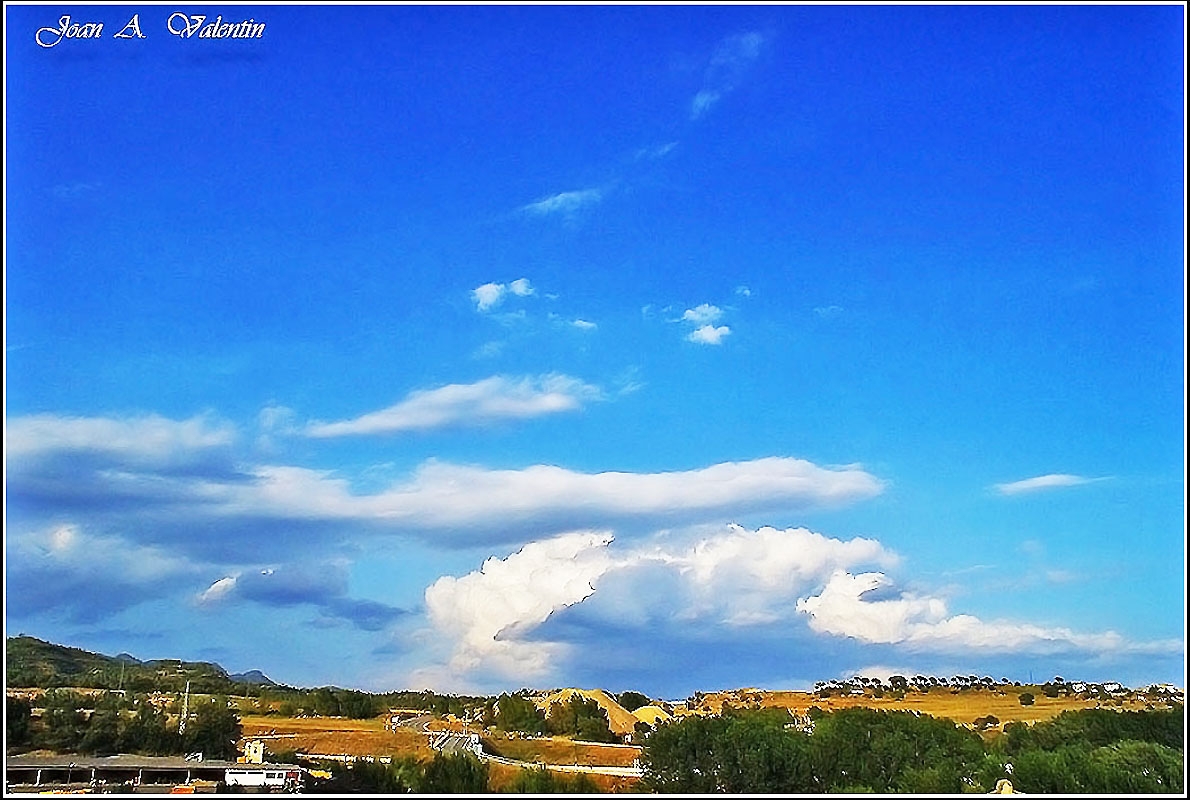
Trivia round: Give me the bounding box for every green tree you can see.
[505,766,597,793]
[41,690,88,752]
[641,715,728,793]
[810,708,984,793]
[78,709,121,755]
[119,704,179,755]
[615,691,651,712]
[319,757,421,793]
[181,697,241,760]
[494,693,546,735]
[546,696,616,743]
[420,752,489,793]
[1018,692,1035,706]
[1084,740,1184,793]
[6,696,32,746]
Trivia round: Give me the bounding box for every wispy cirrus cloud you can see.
[304,374,602,438]
[520,187,603,218]
[691,31,767,120]
[993,473,1110,496]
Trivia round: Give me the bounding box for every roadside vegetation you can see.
[638,704,1184,794]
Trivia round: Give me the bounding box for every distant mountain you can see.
[230,669,276,686]
[4,636,272,694]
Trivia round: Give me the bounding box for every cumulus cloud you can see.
[471,278,537,313]
[472,282,506,311]
[682,303,723,325]
[305,374,602,438]
[417,524,896,686]
[691,31,766,120]
[796,571,1174,655]
[994,474,1108,495]
[424,531,615,680]
[572,319,597,331]
[521,188,603,218]
[678,304,732,344]
[688,324,731,345]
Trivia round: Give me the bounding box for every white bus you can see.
[224,767,303,792]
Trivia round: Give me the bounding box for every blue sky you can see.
[4,3,1185,698]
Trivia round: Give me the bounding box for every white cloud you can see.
[682,303,723,325]
[688,324,731,345]
[814,305,843,319]
[305,374,602,438]
[572,319,597,330]
[796,570,1172,655]
[735,286,752,297]
[5,413,235,462]
[472,278,535,312]
[419,524,892,685]
[521,188,603,217]
[198,575,239,604]
[994,474,1107,496]
[472,282,507,312]
[508,278,535,297]
[424,531,615,680]
[228,456,884,536]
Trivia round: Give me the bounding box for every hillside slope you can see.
[4,635,258,693]
[535,688,640,736]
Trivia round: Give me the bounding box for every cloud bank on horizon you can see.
[4,4,1183,695]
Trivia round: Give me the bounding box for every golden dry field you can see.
[732,687,1156,726]
[483,733,641,768]
[239,714,435,760]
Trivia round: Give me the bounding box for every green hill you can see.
[5,635,261,694]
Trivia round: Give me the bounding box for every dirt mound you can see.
[535,688,639,736]
[632,705,672,726]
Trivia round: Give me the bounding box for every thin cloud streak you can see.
[305,374,602,438]
[994,473,1110,496]
[520,188,603,217]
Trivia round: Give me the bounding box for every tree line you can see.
[7,691,242,761]
[639,704,1184,794]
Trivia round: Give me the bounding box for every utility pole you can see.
[179,680,191,735]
